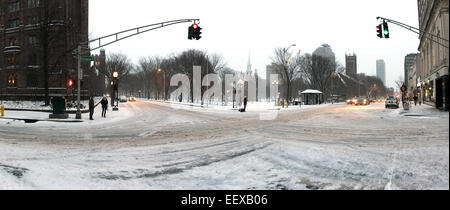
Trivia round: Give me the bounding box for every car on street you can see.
[385,96,399,109]
[119,96,128,103]
[354,96,370,105]
[346,98,354,104]
[128,97,136,102]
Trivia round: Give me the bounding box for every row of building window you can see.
[7,36,38,46]
[1,0,40,14]
[6,15,40,28]
[5,54,38,66]
[6,73,38,87]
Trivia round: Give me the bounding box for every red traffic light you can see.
[68,79,74,87]
[192,24,199,29]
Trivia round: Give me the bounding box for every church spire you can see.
[246,51,252,75]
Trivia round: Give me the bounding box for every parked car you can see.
[119,96,128,103]
[385,96,399,109]
[354,96,370,105]
[128,97,136,102]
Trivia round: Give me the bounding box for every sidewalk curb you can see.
[0,116,83,123]
[4,108,90,114]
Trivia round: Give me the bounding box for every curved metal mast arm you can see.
[84,19,200,52]
[377,16,449,49]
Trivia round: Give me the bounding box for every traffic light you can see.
[383,21,390,39]
[193,24,202,40]
[188,24,202,40]
[68,79,74,88]
[376,24,383,38]
[188,25,194,40]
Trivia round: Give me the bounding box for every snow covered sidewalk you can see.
[0,101,134,127]
[397,103,447,118]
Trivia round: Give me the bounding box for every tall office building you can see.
[376,60,386,86]
[345,53,357,77]
[404,53,419,87]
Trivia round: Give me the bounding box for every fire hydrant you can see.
[1,104,4,117]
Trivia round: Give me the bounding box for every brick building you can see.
[0,0,90,101]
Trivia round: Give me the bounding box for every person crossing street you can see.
[101,96,109,118]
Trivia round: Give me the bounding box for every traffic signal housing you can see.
[383,21,390,39]
[188,24,202,40]
[193,24,202,40]
[188,25,194,40]
[377,24,383,38]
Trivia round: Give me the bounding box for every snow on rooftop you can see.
[301,89,323,94]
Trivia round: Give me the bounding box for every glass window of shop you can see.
[424,80,434,103]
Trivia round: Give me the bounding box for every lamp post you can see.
[283,44,296,104]
[272,80,279,106]
[157,68,166,101]
[237,79,245,107]
[112,71,119,111]
[331,72,337,104]
[75,45,82,119]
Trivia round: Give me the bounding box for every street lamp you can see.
[157,68,166,101]
[331,72,338,104]
[282,44,296,104]
[284,44,296,63]
[237,79,245,107]
[112,70,119,111]
[272,80,279,106]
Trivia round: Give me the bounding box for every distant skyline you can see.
[89,0,420,88]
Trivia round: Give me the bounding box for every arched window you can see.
[9,38,17,46]
[8,74,17,87]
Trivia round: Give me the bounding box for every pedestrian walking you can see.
[89,96,95,120]
[101,96,109,118]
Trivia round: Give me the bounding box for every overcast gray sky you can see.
[89,0,420,88]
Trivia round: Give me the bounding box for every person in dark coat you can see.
[89,96,95,120]
[243,96,248,112]
[101,96,108,118]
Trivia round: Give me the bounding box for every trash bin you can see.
[51,97,66,115]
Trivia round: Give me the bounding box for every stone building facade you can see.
[417,0,449,110]
[404,53,419,88]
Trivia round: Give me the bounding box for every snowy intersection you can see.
[0,100,448,190]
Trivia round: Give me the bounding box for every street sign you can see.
[81,56,94,61]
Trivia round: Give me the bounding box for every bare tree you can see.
[209,53,227,73]
[34,0,83,105]
[395,76,405,93]
[102,53,134,79]
[271,48,302,103]
[311,55,336,98]
[138,57,158,99]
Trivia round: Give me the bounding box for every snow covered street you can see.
[0,100,448,190]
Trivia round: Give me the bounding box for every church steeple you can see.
[246,51,252,75]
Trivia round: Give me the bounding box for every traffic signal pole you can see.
[377,16,449,49]
[73,19,199,119]
[76,45,82,119]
